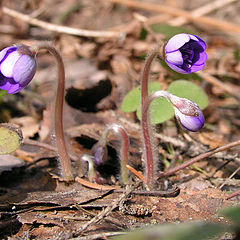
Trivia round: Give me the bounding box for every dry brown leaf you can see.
[198,131,227,149]
[10,116,39,139]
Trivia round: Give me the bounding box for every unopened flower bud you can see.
[0,45,37,94]
[91,142,108,166]
[164,33,207,74]
[169,94,204,132]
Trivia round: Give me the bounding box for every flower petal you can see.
[0,46,17,63]
[175,108,204,132]
[165,50,183,65]
[0,50,20,78]
[165,33,190,53]
[13,55,37,85]
[194,52,207,66]
[165,60,189,74]
[188,34,198,41]
[190,63,205,73]
[8,84,22,94]
[0,78,21,94]
[192,35,206,50]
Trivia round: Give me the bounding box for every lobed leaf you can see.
[121,82,161,113]
[167,80,208,109]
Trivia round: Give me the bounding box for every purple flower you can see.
[169,94,204,131]
[91,142,107,166]
[0,45,37,94]
[164,33,207,74]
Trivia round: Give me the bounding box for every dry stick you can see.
[106,0,240,35]
[197,72,240,100]
[75,185,135,235]
[111,0,236,37]
[75,176,120,190]
[126,164,147,184]
[168,0,237,26]
[2,7,121,38]
[219,165,240,189]
[160,139,240,179]
[23,139,79,162]
[226,189,240,200]
[145,0,237,26]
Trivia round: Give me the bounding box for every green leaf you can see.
[113,222,226,240]
[219,205,240,225]
[136,97,174,124]
[0,123,23,155]
[167,80,208,109]
[150,24,196,40]
[121,80,208,125]
[121,82,161,113]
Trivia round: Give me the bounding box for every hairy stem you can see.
[141,46,164,189]
[97,124,129,184]
[80,154,97,181]
[33,43,74,181]
[142,90,171,188]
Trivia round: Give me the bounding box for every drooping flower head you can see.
[0,45,37,94]
[164,33,207,74]
[91,142,108,166]
[168,94,204,132]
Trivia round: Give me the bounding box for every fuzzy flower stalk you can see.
[79,154,97,182]
[142,91,204,188]
[91,124,129,185]
[0,43,74,181]
[141,33,207,189]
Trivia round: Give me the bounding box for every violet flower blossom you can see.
[169,94,204,131]
[164,33,207,74]
[0,45,37,94]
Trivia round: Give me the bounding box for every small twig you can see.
[145,0,237,26]
[23,139,79,161]
[106,0,240,35]
[2,7,121,38]
[74,205,125,230]
[126,164,147,184]
[197,72,240,100]
[160,139,240,178]
[208,159,232,179]
[70,231,127,240]
[219,165,240,189]
[75,185,135,235]
[168,0,237,26]
[75,176,120,190]
[226,189,240,200]
[114,185,180,197]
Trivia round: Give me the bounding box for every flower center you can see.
[180,43,194,69]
